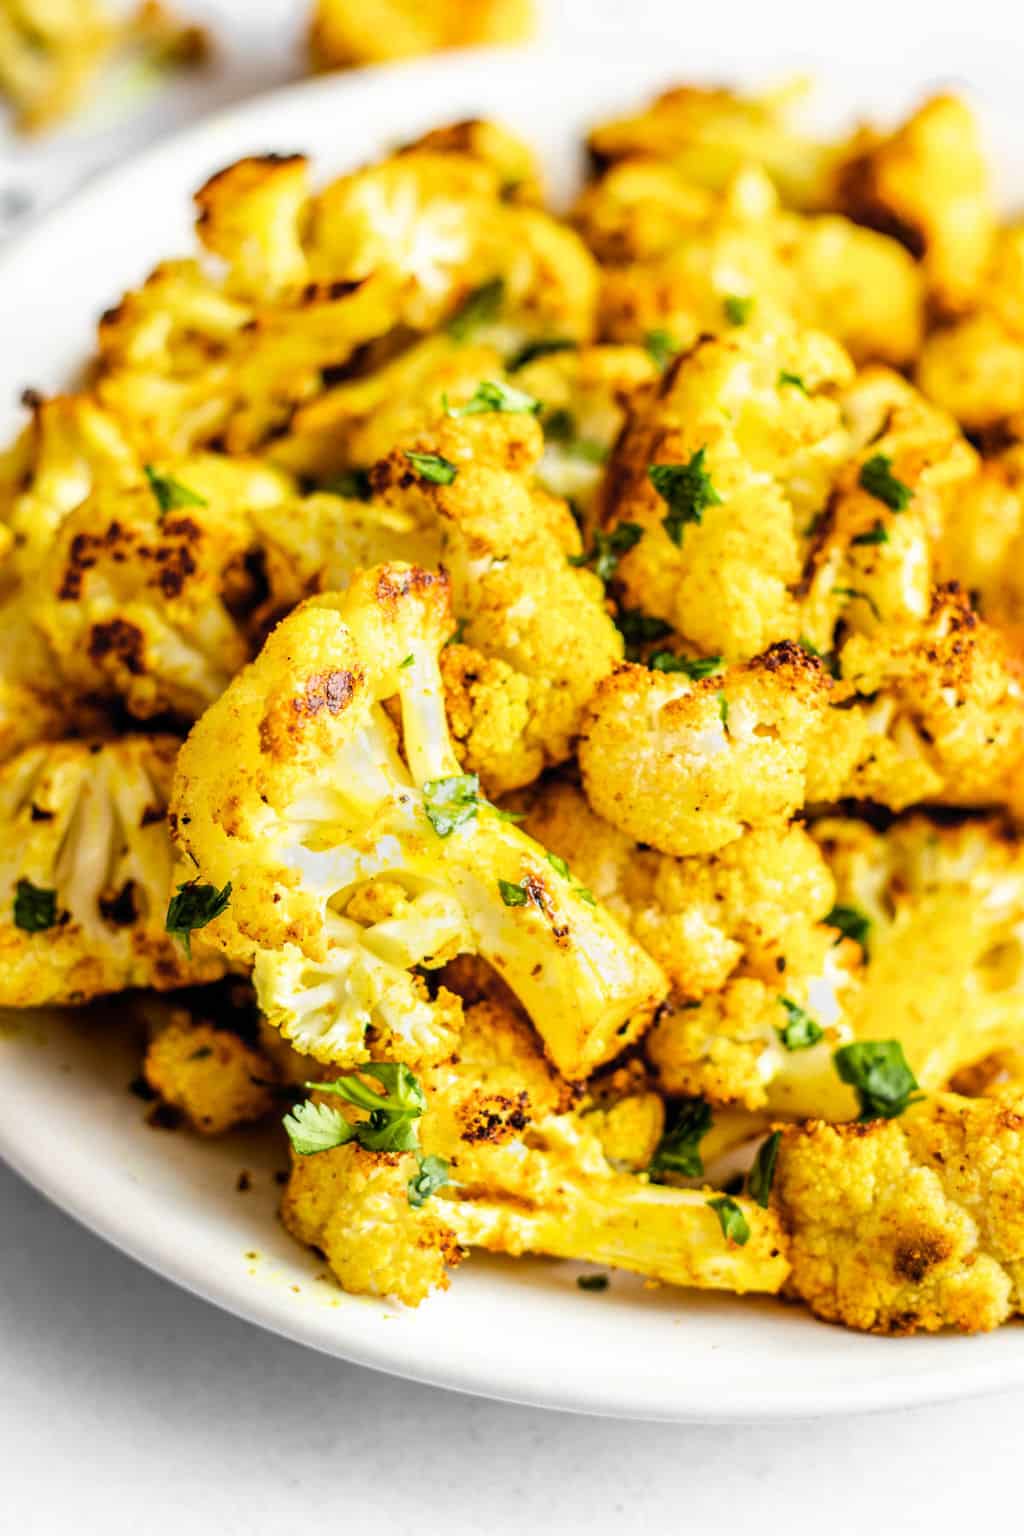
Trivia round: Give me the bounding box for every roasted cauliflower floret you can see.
[814,815,1024,1092]
[371,412,624,793]
[586,78,836,209]
[0,736,225,1007]
[194,154,311,302]
[309,0,533,71]
[600,324,854,660]
[143,1014,276,1135]
[579,644,830,857]
[775,1092,1024,1334]
[837,94,994,314]
[171,562,665,1079]
[282,999,788,1306]
[587,163,922,369]
[0,592,70,762]
[940,445,1024,629]
[401,118,543,206]
[31,456,326,722]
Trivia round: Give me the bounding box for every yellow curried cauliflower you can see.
[283,999,788,1306]
[170,562,666,1079]
[813,815,1024,1092]
[30,456,332,724]
[940,445,1024,629]
[586,79,837,209]
[370,412,624,794]
[801,367,978,654]
[578,644,830,858]
[309,0,533,71]
[584,163,923,369]
[0,735,225,1007]
[836,94,994,314]
[774,1093,1024,1334]
[600,323,854,660]
[143,1014,276,1135]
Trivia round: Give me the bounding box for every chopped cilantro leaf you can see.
[445,379,541,417]
[282,1099,356,1156]
[165,879,231,957]
[543,407,575,442]
[832,585,881,621]
[747,1131,782,1208]
[717,690,729,728]
[399,653,414,669]
[859,453,912,512]
[422,773,480,836]
[649,651,722,678]
[569,522,644,582]
[778,370,807,393]
[615,608,672,659]
[306,1063,426,1152]
[491,805,526,824]
[404,450,457,485]
[852,519,890,546]
[834,1040,921,1121]
[826,904,870,952]
[408,1153,450,1208]
[723,294,753,326]
[776,996,824,1051]
[649,1097,712,1180]
[498,878,529,907]
[13,878,58,933]
[546,851,570,879]
[575,885,596,905]
[649,449,722,545]
[144,465,207,516]
[645,329,679,369]
[707,1194,751,1245]
[446,277,504,341]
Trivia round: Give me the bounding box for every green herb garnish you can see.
[747,1131,782,1208]
[649,652,723,679]
[304,1063,426,1152]
[13,878,58,933]
[407,1153,450,1208]
[717,690,730,729]
[707,1194,751,1245]
[649,1097,713,1180]
[615,608,673,659]
[723,294,753,326]
[546,851,570,879]
[776,996,824,1051]
[859,454,912,512]
[834,1040,921,1121]
[446,277,504,341]
[778,370,807,393]
[165,879,231,957]
[144,465,207,516]
[445,379,541,417]
[323,467,372,501]
[852,519,890,547]
[832,585,881,621]
[498,878,529,907]
[826,904,870,952]
[649,448,722,546]
[645,329,679,369]
[422,773,480,837]
[508,337,576,371]
[569,522,644,582]
[404,450,457,485]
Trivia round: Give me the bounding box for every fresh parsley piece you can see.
[649,1097,713,1180]
[707,1194,751,1245]
[306,1062,426,1152]
[408,1153,450,1208]
[575,885,596,906]
[747,1131,782,1208]
[13,877,58,933]
[446,277,504,341]
[615,608,673,659]
[165,879,231,957]
[717,690,730,729]
[859,453,912,512]
[649,449,722,546]
[569,522,644,583]
[445,379,541,417]
[546,851,570,879]
[834,1040,921,1121]
[852,519,890,547]
[649,651,722,678]
[832,585,881,621]
[445,617,468,647]
[282,1099,356,1156]
[491,805,526,823]
[645,329,679,369]
[776,996,824,1051]
[508,337,576,371]
[826,903,870,953]
[144,465,207,516]
[577,1273,609,1291]
[723,294,753,326]
[422,773,480,837]
[778,370,807,393]
[404,450,457,485]
[399,653,414,669]
[323,467,372,501]
[498,878,529,907]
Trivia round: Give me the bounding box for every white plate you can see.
[3,39,1024,1421]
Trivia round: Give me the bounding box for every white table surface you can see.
[3,1,1024,1526]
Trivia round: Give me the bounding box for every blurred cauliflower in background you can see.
[309,0,533,72]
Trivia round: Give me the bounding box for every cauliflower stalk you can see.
[171,562,666,1079]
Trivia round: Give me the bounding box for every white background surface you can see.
[3,0,1024,1526]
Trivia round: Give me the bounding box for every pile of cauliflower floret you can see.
[6,81,1024,1337]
